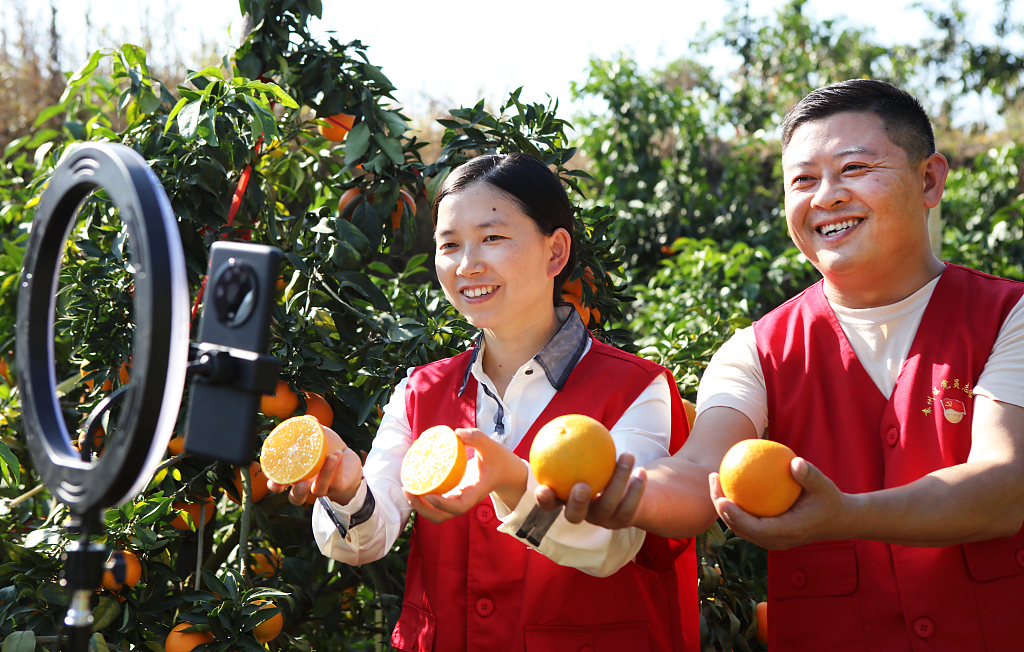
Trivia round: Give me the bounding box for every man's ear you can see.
[922,152,949,209]
[548,228,572,278]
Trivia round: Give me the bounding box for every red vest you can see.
[754,265,1024,651]
[391,338,699,652]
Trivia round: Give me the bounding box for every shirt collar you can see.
[458,306,590,396]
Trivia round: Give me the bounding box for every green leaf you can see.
[177,100,203,141]
[333,272,391,312]
[164,97,189,134]
[360,63,395,90]
[89,634,111,652]
[344,122,371,164]
[0,440,20,486]
[186,66,225,82]
[372,132,404,165]
[244,81,299,109]
[92,596,122,631]
[2,631,36,652]
[66,50,106,88]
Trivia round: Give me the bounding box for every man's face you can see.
[782,111,938,294]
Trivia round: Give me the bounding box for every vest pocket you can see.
[962,530,1024,582]
[524,623,652,652]
[390,602,436,652]
[769,542,867,651]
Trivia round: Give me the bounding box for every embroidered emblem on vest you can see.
[922,378,972,422]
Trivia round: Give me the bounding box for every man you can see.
[541,79,1024,650]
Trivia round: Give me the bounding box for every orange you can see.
[318,113,355,141]
[682,399,696,431]
[75,424,105,452]
[0,356,11,386]
[251,600,283,643]
[529,414,617,501]
[80,360,130,391]
[302,392,334,427]
[170,496,216,530]
[755,600,768,643]
[337,187,362,216]
[391,190,415,230]
[260,414,345,485]
[165,622,214,652]
[562,266,597,299]
[102,550,141,592]
[400,425,467,495]
[228,462,269,505]
[250,549,281,578]
[562,293,591,327]
[260,379,299,420]
[339,585,358,610]
[167,436,186,456]
[718,439,802,517]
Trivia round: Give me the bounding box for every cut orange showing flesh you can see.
[401,425,467,495]
[260,414,344,485]
[529,414,617,501]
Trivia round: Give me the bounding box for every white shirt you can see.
[312,309,673,577]
[698,272,1024,436]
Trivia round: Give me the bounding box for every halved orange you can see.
[400,425,467,495]
[260,414,344,485]
[529,414,616,501]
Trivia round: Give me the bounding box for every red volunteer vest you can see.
[754,264,1024,651]
[391,337,699,652]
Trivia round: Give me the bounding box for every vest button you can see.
[476,504,494,524]
[885,427,899,446]
[1016,548,1024,568]
[791,570,806,589]
[475,597,494,617]
[914,617,934,638]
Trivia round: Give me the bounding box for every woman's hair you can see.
[431,153,577,304]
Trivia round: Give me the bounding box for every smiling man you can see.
[550,80,1024,650]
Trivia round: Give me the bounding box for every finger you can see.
[602,467,647,528]
[585,453,636,523]
[790,457,822,491]
[266,480,289,494]
[534,484,562,512]
[309,452,341,496]
[403,490,451,524]
[289,480,312,506]
[562,483,594,524]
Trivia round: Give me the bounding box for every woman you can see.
[269,153,698,652]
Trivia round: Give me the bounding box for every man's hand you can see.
[405,428,528,524]
[266,444,364,506]
[534,452,647,529]
[709,456,851,550]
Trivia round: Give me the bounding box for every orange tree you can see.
[0,2,629,652]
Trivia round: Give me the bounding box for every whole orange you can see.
[165,622,214,652]
[529,414,616,501]
[102,550,142,592]
[718,439,802,517]
[227,462,269,505]
[318,113,355,141]
[170,496,216,530]
[250,549,281,578]
[755,600,768,643]
[561,293,591,327]
[337,187,362,217]
[251,600,284,643]
[682,399,697,431]
[260,379,299,420]
[391,190,416,230]
[302,392,334,427]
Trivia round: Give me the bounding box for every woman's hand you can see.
[404,428,529,524]
[267,445,365,507]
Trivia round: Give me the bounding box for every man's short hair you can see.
[781,79,935,165]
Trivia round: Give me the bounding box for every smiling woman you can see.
[267,152,700,651]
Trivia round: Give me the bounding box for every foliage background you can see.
[1,1,1022,651]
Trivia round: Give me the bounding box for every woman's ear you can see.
[547,228,572,278]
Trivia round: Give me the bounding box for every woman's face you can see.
[434,182,568,336]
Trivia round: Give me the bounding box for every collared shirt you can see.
[312,307,673,577]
